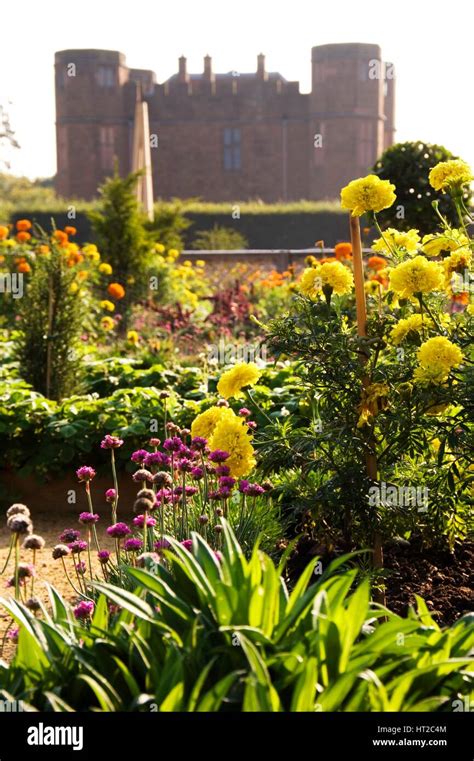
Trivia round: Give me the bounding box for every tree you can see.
[372,141,472,234]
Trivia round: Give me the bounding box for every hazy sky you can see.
[1,0,472,179]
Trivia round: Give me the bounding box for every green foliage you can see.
[88,169,151,304]
[191,225,249,250]
[15,239,84,401]
[373,141,472,234]
[0,523,472,711]
[146,200,192,250]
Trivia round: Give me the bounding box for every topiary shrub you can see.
[372,141,472,234]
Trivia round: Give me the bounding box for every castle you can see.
[54,43,395,202]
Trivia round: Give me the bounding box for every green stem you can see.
[14,537,20,601]
[111,449,119,523]
[0,536,14,575]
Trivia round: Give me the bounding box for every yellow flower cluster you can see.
[389,314,427,345]
[299,261,353,298]
[421,229,469,257]
[100,300,115,312]
[428,160,472,193]
[357,383,390,428]
[217,362,261,399]
[191,405,255,477]
[414,337,463,385]
[389,256,444,299]
[372,228,420,255]
[340,175,396,217]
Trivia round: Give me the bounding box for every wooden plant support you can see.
[349,216,385,606]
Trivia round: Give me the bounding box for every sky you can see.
[1,0,472,180]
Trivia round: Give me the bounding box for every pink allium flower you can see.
[98,550,111,564]
[177,458,194,473]
[60,528,80,543]
[101,435,124,449]
[215,465,231,477]
[132,514,157,528]
[132,469,153,483]
[144,451,169,468]
[79,512,100,524]
[154,539,171,551]
[218,476,236,489]
[131,449,149,465]
[73,600,95,620]
[124,538,143,552]
[69,540,88,554]
[238,480,250,494]
[208,450,230,463]
[107,522,131,538]
[76,466,96,482]
[214,550,223,563]
[149,438,161,447]
[191,436,207,451]
[163,436,184,453]
[238,408,251,417]
[246,421,257,430]
[75,560,87,575]
[105,488,117,502]
[181,539,193,551]
[243,482,265,497]
[7,626,19,642]
[190,466,204,480]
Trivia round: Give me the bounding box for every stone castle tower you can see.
[55,43,395,201]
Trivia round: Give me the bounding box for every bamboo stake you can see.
[45,274,54,399]
[349,216,385,605]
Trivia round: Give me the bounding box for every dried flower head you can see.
[22,534,45,551]
[7,515,32,535]
[52,544,71,559]
[6,503,30,519]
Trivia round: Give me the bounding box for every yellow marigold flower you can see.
[299,266,321,298]
[428,159,472,193]
[372,228,420,255]
[191,406,236,440]
[101,316,115,331]
[67,243,79,253]
[365,280,381,296]
[77,270,88,281]
[196,260,206,268]
[155,243,166,254]
[127,330,140,345]
[320,261,354,295]
[99,262,113,275]
[443,247,472,278]
[3,239,15,248]
[304,255,317,266]
[0,255,5,263]
[0,225,9,240]
[389,314,427,345]
[208,416,256,478]
[168,248,179,259]
[389,256,443,298]
[467,304,474,316]
[183,260,192,267]
[418,336,463,371]
[357,383,390,428]
[340,175,396,216]
[69,282,79,294]
[217,362,261,400]
[37,245,50,255]
[421,230,469,257]
[100,300,115,312]
[83,244,98,254]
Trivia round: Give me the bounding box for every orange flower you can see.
[0,225,9,239]
[451,291,469,305]
[319,256,337,264]
[16,219,32,232]
[367,255,387,272]
[16,231,31,243]
[335,242,352,261]
[53,230,69,245]
[17,261,31,273]
[37,245,50,255]
[370,272,388,287]
[64,226,77,236]
[107,282,126,300]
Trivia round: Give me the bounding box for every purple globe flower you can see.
[190,466,204,480]
[76,466,96,482]
[149,438,161,447]
[181,539,193,551]
[154,539,171,551]
[163,436,184,453]
[154,488,172,504]
[144,451,168,468]
[73,600,95,620]
[59,528,81,543]
[75,560,87,575]
[106,522,131,539]
[208,450,230,463]
[105,488,117,502]
[69,540,88,554]
[218,487,232,498]
[216,465,231,477]
[191,436,207,451]
[218,476,236,489]
[132,514,157,528]
[132,469,153,483]
[244,482,265,497]
[238,480,250,494]
[177,458,194,473]
[101,435,124,450]
[131,449,149,465]
[124,538,143,552]
[98,550,111,564]
[79,512,100,524]
[238,407,251,417]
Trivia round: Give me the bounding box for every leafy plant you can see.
[0,522,472,712]
[192,225,248,250]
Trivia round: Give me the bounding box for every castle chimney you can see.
[257,53,267,80]
[203,54,214,82]
[178,55,189,83]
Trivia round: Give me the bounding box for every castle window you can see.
[223,128,241,170]
[99,126,115,170]
[97,65,116,88]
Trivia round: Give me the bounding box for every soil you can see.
[288,536,473,627]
